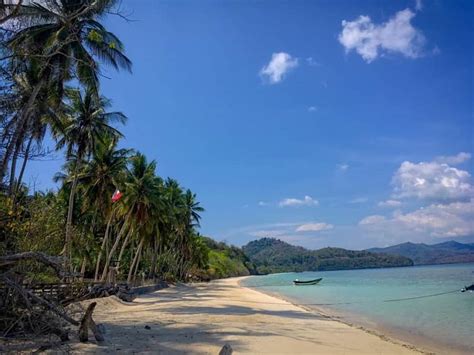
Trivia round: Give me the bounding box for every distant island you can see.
[241,238,413,274]
[203,238,474,277]
[367,240,474,265]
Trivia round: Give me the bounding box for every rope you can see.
[244,284,464,305]
[383,289,460,302]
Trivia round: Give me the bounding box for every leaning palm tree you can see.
[100,153,160,282]
[0,0,131,182]
[78,136,132,280]
[4,64,58,197]
[57,87,126,266]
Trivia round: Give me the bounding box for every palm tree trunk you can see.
[0,119,19,184]
[1,78,44,184]
[117,227,133,273]
[132,247,144,283]
[94,212,113,281]
[80,256,87,280]
[8,137,22,196]
[150,235,158,280]
[100,210,133,282]
[15,135,33,195]
[65,173,79,268]
[127,238,144,284]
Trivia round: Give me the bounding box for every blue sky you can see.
[27,0,473,249]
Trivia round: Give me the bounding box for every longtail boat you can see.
[293,278,322,285]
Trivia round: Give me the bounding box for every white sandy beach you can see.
[63,277,429,354]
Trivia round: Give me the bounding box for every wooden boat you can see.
[461,283,474,292]
[293,277,322,285]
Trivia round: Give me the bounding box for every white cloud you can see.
[258,201,268,206]
[296,222,334,232]
[338,8,425,63]
[359,200,474,238]
[260,52,298,84]
[306,57,320,66]
[392,157,474,202]
[359,215,387,225]
[350,197,368,204]
[308,106,318,112]
[338,163,349,172]
[434,152,471,165]
[415,0,423,11]
[378,199,402,208]
[279,195,319,207]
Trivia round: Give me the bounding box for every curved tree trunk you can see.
[94,213,113,281]
[15,135,33,195]
[1,78,44,183]
[80,256,87,281]
[65,173,79,268]
[0,121,19,183]
[8,133,23,196]
[100,210,133,282]
[132,246,144,284]
[150,234,159,280]
[117,227,133,273]
[127,238,144,284]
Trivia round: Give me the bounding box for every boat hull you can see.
[293,277,322,285]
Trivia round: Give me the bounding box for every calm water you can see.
[242,264,474,353]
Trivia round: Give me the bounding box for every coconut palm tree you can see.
[100,153,161,282]
[0,0,131,183]
[3,64,60,197]
[57,87,126,266]
[77,135,131,280]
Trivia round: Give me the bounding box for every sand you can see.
[62,277,429,354]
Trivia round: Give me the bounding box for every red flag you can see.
[111,189,123,203]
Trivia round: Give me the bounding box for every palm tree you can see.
[57,87,126,266]
[100,153,160,282]
[4,64,58,197]
[0,0,131,183]
[78,136,131,280]
[183,189,204,228]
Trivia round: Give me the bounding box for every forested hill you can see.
[368,241,474,265]
[242,238,413,274]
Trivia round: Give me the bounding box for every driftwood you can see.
[78,302,104,342]
[71,283,136,303]
[0,252,65,277]
[219,343,233,355]
[1,275,79,326]
[0,251,87,345]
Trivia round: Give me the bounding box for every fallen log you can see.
[1,275,79,326]
[79,302,104,342]
[0,252,64,276]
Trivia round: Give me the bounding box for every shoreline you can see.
[237,277,430,355]
[67,276,429,354]
[4,276,460,354]
[239,276,471,355]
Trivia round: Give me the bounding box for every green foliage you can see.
[206,250,250,279]
[243,238,414,274]
[190,237,256,280]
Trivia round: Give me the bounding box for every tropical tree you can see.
[3,64,58,198]
[56,87,126,266]
[100,153,161,281]
[0,0,131,184]
[78,136,131,280]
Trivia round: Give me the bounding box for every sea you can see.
[242,263,474,354]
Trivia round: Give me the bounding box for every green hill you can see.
[243,238,414,274]
[368,240,474,265]
[198,237,256,279]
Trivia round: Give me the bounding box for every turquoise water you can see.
[242,264,474,353]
